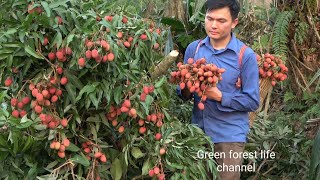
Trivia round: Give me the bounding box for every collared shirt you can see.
[177,33,260,143]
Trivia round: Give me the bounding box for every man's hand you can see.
[203,86,222,102]
[181,88,192,99]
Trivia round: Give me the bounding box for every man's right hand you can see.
[181,88,192,99]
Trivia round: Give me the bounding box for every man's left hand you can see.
[203,86,222,102]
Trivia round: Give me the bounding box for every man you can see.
[177,0,260,179]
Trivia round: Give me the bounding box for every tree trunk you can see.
[163,0,186,23]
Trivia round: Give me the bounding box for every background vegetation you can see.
[0,0,319,179]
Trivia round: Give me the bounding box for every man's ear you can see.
[232,18,239,29]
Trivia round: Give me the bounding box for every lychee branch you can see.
[150,50,179,80]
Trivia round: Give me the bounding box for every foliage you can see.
[0,0,217,179]
[235,4,279,54]
[272,10,294,57]
[309,128,320,180]
[243,113,313,179]
[160,0,207,51]
[294,21,309,45]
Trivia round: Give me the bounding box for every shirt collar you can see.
[201,32,238,53]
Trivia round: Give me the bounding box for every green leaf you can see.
[155,76,166,88]
[1,42,23,48]
[64,104,73,113]
[0,49,14,54]
[67,34,75,45]
[20,115,31,123]
[71,154,90,167]
[2,28,17,37]
[66,142,80,152]
[110,158,122,180]
[0,135,8,147]
[0,90,8,102]
[166,159,184,169]
[309,129,320,180]
[0,151,9,161]
[76,84,96,101]
[34,124,48,130]
[90,124,97,140]
[48,0,68,9]
[19,31,25,43]
[51,32,62,49]
[41,1,51,17]
[65,83,76,104]
[161,18,185,32]
[89,93,99,109]
[113,86,122,105]
[21,137,34,152]
[141,159,151,175]
[131,147,145,159]
[24,45,44,59]
[140,95,153,116]
[46,160,59,169]
[7,55,13,69]
[16,121,33,129]
[64,71,84,89]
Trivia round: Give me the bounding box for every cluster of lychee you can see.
[27,3,43,14]
[133,111,165,135]
[45,39,71,87]
[257,53,288,86]
[140,85,154,102]
[82,141,107,163]
[29,82,63,115]
[146,112,164,128]
[39,114,68,129]
[99,14,161,50]
[47,46,73,63]
[105,98,165,135]
[170,58,225,110]
[28,82,68,129]
[10,96,31,118]
[77,39,115,68]
[149,166,165,180]
[27,3,64,26]
[120,99,137,118]
[50,138,70,158]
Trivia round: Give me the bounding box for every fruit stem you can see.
[16,80,30,99]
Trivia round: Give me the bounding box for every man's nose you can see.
[211,20,217,28]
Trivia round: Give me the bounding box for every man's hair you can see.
[205,0,240,20]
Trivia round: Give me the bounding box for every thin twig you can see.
[132,174,149,180]
[16,80,30,98]
[306,7,320,42]
[307,118,320,123]
[287,59,311,93]
[69,163,76,180]
[262,164,277,176]
[288,50,314,72]
[291,39,300,58]
[258,36,263,55]
[293,62,311,92]
[263,86,273,121]
[252,142,277,180]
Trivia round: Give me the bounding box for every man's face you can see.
[204,6,238,42]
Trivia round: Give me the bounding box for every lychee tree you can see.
[0,1,217,179]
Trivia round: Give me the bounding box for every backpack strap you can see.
[236,45,248,89]
[193,39,203,58]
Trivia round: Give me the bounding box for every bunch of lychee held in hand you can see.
[170,57,225,110]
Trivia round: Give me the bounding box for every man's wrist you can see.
[181,88,192,98]
[216,91,222,102]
